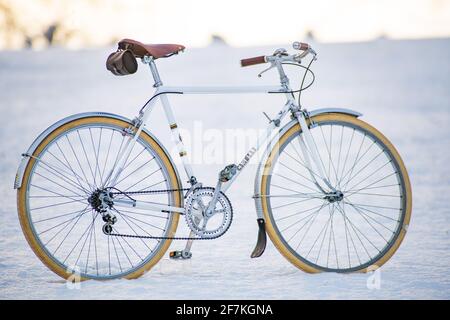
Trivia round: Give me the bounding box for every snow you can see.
[1,38,450,299]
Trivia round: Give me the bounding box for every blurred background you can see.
[1,0,449,299]
[1,0,450,50]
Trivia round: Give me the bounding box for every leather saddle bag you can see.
[106,49,138,76]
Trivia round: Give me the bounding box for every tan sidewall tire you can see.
[17,117,182,280]
[261,113,412,273]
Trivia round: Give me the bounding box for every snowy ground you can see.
[0,38,449,299]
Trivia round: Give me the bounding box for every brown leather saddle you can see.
[118,38,185,59]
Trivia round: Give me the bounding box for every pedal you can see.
[169,250,192,259]
[219,164,237,182]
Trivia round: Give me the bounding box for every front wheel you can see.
[17,115,183,280]
[260,113,412,272]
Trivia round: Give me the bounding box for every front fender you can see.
[252,107,362,219]
[14,112,181,190]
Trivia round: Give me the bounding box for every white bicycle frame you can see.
[110,55,333,214]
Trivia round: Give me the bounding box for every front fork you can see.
[294,110,335,193]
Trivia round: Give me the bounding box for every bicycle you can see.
[14,39,412,280]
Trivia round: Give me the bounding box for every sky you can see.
[1,0,450,49]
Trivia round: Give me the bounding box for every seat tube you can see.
[146,56,195,182]
[159,94,195,182]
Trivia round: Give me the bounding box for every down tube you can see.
[221,101,293,193]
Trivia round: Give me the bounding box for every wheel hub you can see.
[88,189,114,213]
[324,190,344,203]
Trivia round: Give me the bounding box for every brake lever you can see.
[257,63,275,78]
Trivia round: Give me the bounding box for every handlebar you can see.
[240,41,315,67]
[240,55,267,67]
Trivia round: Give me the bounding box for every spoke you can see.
[111,208,168,220]
[340,201,362,267]
[107,234,111,275]
[271,197,316,210]
[305,210,332,259]
[51,141,92,193]
[29,194,85,199]
[92,212,99,276]
[339,128,355,184]
[346,192,400,198]
[326,206,333,268]
[348,201,396,234]
[307,130,332,183]
[345,200,390,243]
[96,128,104,185]
[33,169,86,200]
[116,212,165,231]
[334,203,373,260]
[77,130,97,186]
[343,201,400,211]
[89,128,101,187]
[319,125,339,185]
[51,143,93,193]
[134,180,167,192]
[113,208,155,251]
[270,183,314,196]
[335,203,380,255]
[39,206,89,236]
[84,212,97,274]
[330,205,339,269]
[118,146,148,178]
[101,130,115,187]
[31,198,86,211]
[113,157,155,187]
[336,202,352,268]
[33,156,90,195]
[340,137,376,187]
[259,193,323,199]
[339,133,367,186]
[63,212,99,264]
[342,149,386,190]
[336,125,344,189]
[278,159,317,187]
[111,227,135,267]
[49,209,90,254]
[43,208,89,248]
[344,173,398,199]
[287,144,324,183]
[111,226,145,262]
[345,183,400,193]
[34,207,90,224]
[343,200,399,222]
[110,235,123,272]
[282,202,327,235]
[103,134,126,187]
[120,167,161,193]
[273,173,320,193]
[65,135,92,191]
[344,160,394,193]
[30,183,87,202]
[294,202,324,251]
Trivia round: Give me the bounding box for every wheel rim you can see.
[265,119,407,272]
[24,122,177,279]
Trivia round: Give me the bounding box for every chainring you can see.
[184,187,233,239]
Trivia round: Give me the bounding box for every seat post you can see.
[144,55,163,87]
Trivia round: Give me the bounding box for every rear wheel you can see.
[260,113,412,272]
[17,116,182,280]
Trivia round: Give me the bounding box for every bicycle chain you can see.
[107,187,231,241]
